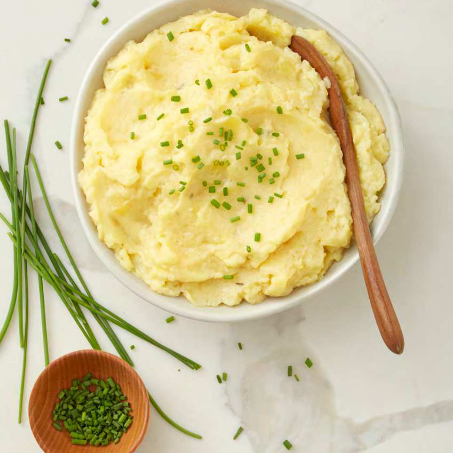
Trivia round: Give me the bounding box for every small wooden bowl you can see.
[29,350,150,453]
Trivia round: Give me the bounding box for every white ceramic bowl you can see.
[70,0,404,323]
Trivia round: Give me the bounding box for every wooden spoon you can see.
[290,35,404,354]
[29,349,150,452]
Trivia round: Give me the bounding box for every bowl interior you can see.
[70,0,404,322]
[29,350,150,453]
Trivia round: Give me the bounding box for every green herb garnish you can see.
[233,427,244,440]
[167,31,175,42]
[166,316,175,323]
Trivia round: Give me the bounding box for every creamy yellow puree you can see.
[79,9,389,306]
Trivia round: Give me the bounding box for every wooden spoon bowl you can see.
[29,349,150,453]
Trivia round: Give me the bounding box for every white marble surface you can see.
[0,0,452,451]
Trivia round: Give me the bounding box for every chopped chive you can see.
[163,159,172,165]
[305,358,313,368]
[59,96,68,102]
[256,127,263,135]
[288,365,292,377]
[268,196,274,203]
[245,166,248,170]
[230,89,238,97]
[277,106,283,114]
[254,232,261,242]
[213,139,221,145]
[274,192,283,198]
[64,38,71,43]
[208,186,215,193]
[197,163,205,169]
[176,140,184,149]
[241,118,248,123]
[157,113,165,120]
[247,204,252,214]
[227,129,233,141]
[160,141,170,147]
[205,79,213,89]
[214,180,221,185]
[216,375,222,384]
[202,181,207,187]
[101,17,109,25]
[230,216,240,223]
[211,199,220,209]
[92,0,99,6]
[273,172,280,177]
[173,164,179,171]
[130,132,135,140]
[223,187,228,196]
[237,197,245,203]
[236,152,242,160]
[254,195,261,200]
[55,141,62,150]
[219,144,226,151]
[179,181,187,185]
[180,107,189,114]
[268,157,273,165]
[203,117,212,123]
[241,140,246,146]
[283,440,293,450]
[233,427,244,440]
[222,202,232,210]
[269,178,275,184]
[238,342,243,350]
[296,153,305,159]
[222,372,227,381]
[138,114,147,120]
[295,374,300,382]
[167,31,175,42]
[237,182,245,187]
[273,148,279,156]
[246,245,251,253]
[223,109,232,115]
[257,153,263,160]
[178,186,185,192]
[235,145,243,150]
[245,43,251,53]
[256,164,265,172]
[207,131,214,135]
[188,120,194,125]
[272,132,280,137]
[192,156,201,163]
[169,189,175,195]
[171,95,181,102]
[223,275,234,280]
[195,79,200,85]
[166,316,175,323]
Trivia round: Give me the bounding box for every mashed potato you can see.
[79,9,389,306]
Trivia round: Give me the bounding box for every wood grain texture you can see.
[289,35,404,354]
[29,349,150,452]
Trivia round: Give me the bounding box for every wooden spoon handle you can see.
[290,36,404,354]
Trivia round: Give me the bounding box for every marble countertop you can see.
[0,0,452,452]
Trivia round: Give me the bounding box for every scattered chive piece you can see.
[241,118,248,123]
[179,181,187,185]
[233,427,244,440]
[216,375,222,384]
[192,156,201,163]
[160,141,170,147]
[241,140,246,146]
[180,107,189,114]
[268,196,274,203]
[230,89,238,97]
[176,140,184,149]
[258,173,266,183]
[254,232,261,242]
[237,182,245,187]
[138,114,147,120]
[247,204,252,214]
[195,79,200,85]
[173,164,179,171]
[223,109,232,115]
[92,0,99,7]
[238,342,243,350]
[277,106,283,114]
[202,181,208,187]
[245,43,251,53]
[227,129,233,141]
[207,132,214,135]
[130,132,135,140]
[246,245,251,253]
[272,132,280,137]
[269,178,275,184]
[171,95,181,102]
[273,148,279,156]
[305,358,313,368]
[235,145,244,150]
[197,163,205,169]
[203,117,212,123]
[273,172,280,177]
[101,17,109,25]
[236,152,242,160]
[254,195,261,200]
[224,275,234,280]
[288,365,293,377]
[205,79,213,89]
[283,440,293,450]
[296,153,305,159]
[257,153,263,160]
[237,197,245,203]
[256,164,265,172]
[163,159,173,165]
[214,180,221,185]
[188,120,194,125]
[166,316,175,323]
[213,139,221,145]
[167,31,175,42]
[209,186,216,193]
[295,374,300,382]
[157,113,165,120]
[219,127,224,137]
[257,127,263,135]
[169,189,175,195]
[178,186,185,192]
[223,187,228,196]
[230,216,240,223]
[220,144,226,151]
[211,199,220,209]
[59,96,68,102]
[64,38,71,43]
[53,422,63,431]
[274,192,283,198]
[222,372,227,381]
[222,202,232,210]
[55,141,62,150]
[130,345,135,350]
[268,157,273,165]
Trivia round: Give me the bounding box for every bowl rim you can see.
[70,0,404,323]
